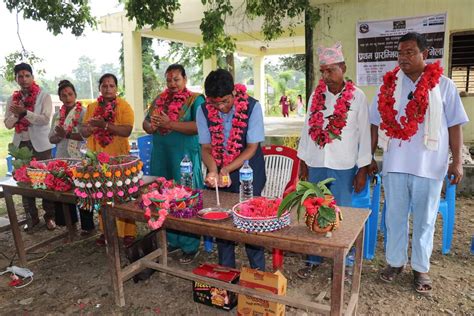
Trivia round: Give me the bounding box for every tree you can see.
[3,0,96,36]
[279,54,305,72]
[72,56,100,99]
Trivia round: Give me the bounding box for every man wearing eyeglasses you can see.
[369,32,468,295]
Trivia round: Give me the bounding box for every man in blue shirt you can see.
[197,69,267,271]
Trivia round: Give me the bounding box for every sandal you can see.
[379,265,404,283]
[413,271,433,295]
[95,234,107,246]
[179,251,200,264]
[296,265,319,279]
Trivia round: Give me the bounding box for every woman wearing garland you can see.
[81,73,136,247]
[49,80,95,235]
[296,42,371,279]
[197,69,267,271]
[143,64,203,264]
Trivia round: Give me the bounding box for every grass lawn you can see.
[0,127,14,177]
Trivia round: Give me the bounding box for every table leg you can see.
[159,229,168,266]
[330,250,345,316]
[350,229,364,314]
[103,205,125,307]
[62,203,74,242]
[4,191,26,266]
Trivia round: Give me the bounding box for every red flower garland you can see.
[378,61,443,141]
[153,88,192,135]
[92,96,116,147]
[58,101,82,136]
[12,82,41,133]
[308,80,355,148]
[206,84,249,168]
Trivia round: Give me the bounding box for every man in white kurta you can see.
[370,32,468,295]
[4,63,56,231]
[296,42,372,279]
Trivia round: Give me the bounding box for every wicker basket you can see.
[232,201,291,233]
[27,158,80,189]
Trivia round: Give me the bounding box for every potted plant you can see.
[277,178,342,233]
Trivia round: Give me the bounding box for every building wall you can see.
[312,0,474,142]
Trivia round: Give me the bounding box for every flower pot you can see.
[304,206,341,233]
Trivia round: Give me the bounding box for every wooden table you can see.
[104,190,370,315]
[1,177,76,266]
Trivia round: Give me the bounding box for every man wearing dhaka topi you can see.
[296,42,372,279]
[369,32,468,295]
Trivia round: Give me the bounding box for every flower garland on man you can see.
[197,68,267,271]
[81,73,137,247]
[295,42,372,279]
[4,62,57,231]
[369,32,468,296]
[142,64,205,264]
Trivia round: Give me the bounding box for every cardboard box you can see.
[192,263,240,311]
[237,267,287,316]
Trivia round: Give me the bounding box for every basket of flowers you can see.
[27,158,80,190]
[73,151,144,211]
[231,197,290,233]
[141,177,202,230]
[277,179,342,233]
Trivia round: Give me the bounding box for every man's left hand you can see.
[10,104,26,116]
[447,162,463,184]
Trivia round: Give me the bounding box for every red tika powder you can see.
[202,212,229,220]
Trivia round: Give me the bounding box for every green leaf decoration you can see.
[328,130,342,140]
[277,191,301,217]
[318,205,336,222]
[301,189,317,203]
[296,202,305,221]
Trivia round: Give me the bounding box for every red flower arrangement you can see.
[12,82,41,133]
[152,88,192,135]
[44,159,74,191]
[308,80,355,148]
[92,96,116,147]
[58,101,82,136]
[237,197,282,218]
[13,165,30,184]
[378,61,443,141]
[206,84,249,168]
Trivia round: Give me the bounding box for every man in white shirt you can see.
[369,32,468,295]
[4,63,56,231]
[296,42,372,279]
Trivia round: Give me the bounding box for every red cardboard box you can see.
[192,263,240,311]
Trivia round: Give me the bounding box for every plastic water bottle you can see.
[345,247,356,276]
[180,154,193,188]
[130,141,140,158]
[239,160,253,202]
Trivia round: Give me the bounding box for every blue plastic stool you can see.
[381,175,456,254]
[6,155,13,176]
[204,236,214,252]
[351,174,381,260]
[137,135,153,175]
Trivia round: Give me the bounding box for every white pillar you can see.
[252,56,265,114]
[202,56,217,84]
[123,30,144,131]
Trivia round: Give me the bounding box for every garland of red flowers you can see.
[153,88,192,135]
[58,101,82,136]
[378,61,443,140]
[308,80,355,148]
[12,82,41,133]
[92,96,116,147]
[206,84,249,168]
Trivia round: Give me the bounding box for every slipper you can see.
[379,265,404,283]
[413,271,433,295]
[296,265,318,279]
[46,219,57,231]
[95,234,107,246]
[179,251,200,264]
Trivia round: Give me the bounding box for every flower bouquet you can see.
[232,197,290,232]
[141,177,202,230]
[28,159,78,191]
[277,179,342,233]
[8,143,33,185]
[73,151,144,211]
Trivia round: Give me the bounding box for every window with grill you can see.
[449,32,474,94]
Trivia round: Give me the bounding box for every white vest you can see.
[12,89,54,152]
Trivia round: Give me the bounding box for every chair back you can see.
[137,135,153,175]
[261,145,300,198]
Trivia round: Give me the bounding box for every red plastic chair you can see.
[261,145,300,270]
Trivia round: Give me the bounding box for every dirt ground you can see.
[0,196,472,315]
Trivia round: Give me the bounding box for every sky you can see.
[0,0,124,79]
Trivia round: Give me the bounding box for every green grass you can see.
[0,127,14,177]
